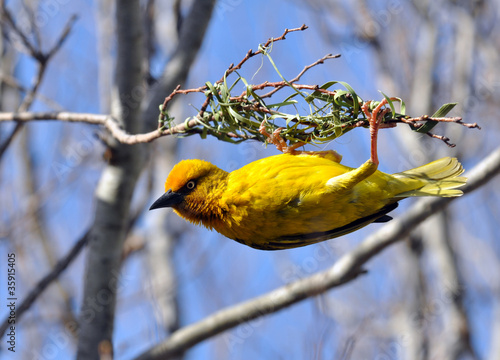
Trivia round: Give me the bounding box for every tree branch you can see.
[0,12,77,159]
[0,231,89,337]
[0,111,200,144]
[76,0,145,358]
[76,0,217,358]
[0,101,479,146]
[134,147,500,360]
[142,0,218,127]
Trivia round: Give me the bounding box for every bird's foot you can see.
[259,120,306,154]
[259,121,342,162]
[361,99,394,166]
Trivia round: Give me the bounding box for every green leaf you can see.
[399,98,406,115]
[431,102,457,117]
[304,81,337,103]
[228,106,249,124]
[380,92,396,117]
[337,81,360,114]
[332,112,342,138]
[415,103,457,133]
[305,81,360,114]
[205,81,223,103]
[266,100,298,108]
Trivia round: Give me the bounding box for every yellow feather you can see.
[154,152,466,250]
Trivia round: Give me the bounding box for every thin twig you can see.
[426,132,455,147]
[45,15,78,60]
[218,24,309,83]
[158,25,311,123]
[0,12,78,160]
[398,115,480,129]
[259,53,341,99]
[0,73,65,110]
[1,4,38,56]
[0,123,24,158]
[0,63,47,159]
[0,231,90,337]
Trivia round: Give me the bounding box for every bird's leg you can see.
[327,99,394,193]
[361,99,392,166]
[326,159,378,192]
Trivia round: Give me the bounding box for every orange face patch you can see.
[164,159,215,192]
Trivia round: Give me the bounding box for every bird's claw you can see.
[259,121,343,162]
[259,120,306,154]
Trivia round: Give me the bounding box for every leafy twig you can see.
[152,31,478,148]
[0,24,480,148]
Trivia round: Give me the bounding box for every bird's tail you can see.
[391,157,466,198]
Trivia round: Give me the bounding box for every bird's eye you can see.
[186,180,196,190]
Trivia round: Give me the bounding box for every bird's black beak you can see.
[149,189,185,210]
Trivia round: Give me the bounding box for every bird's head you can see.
[149,159,229,227]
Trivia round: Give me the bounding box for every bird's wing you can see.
[247,203,398,251]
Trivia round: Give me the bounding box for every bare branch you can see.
[0,111,111,123]
[0,231,89,337]
[77,0,217,358]
[45,15,78,60]
[1,4,38,56]
[0,12,78,159]
[76,0,146,357]
[426,132,456,148]
[397,115,480,129]
[402,115,480,128]
[134,147,500,360]
[0,63,46,159]
[0,73,65,110]
[0,111,201,144]
[259,53,341,99]
[219,24,309,82]
[142,0,220,128]
[0,122,24,158]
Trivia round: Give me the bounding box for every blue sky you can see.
[1,1,499,359]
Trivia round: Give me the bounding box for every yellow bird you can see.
[150,100,466,250]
